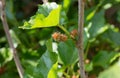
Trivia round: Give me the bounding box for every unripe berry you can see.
[85,59,90,64]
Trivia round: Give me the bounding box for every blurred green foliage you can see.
[0,0,120,78]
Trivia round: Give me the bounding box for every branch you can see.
[0,0,24,78]
[77,0,86,78]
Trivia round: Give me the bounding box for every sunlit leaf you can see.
[63,0,71,12]
[48,62,58,78]
[98,60,120,78]
[20,2,61,29]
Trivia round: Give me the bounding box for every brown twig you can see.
[0,0,24,78]
[77,0,86,78]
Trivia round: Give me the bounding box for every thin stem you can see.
[58,25,71,37]
[63,72,70,78]
[77,0,86,78]
[84,42,90,59]
[0,0,24,78]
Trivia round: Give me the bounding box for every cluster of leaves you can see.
[0,0,120,78]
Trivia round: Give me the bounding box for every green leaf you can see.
[98,60,120,78]
[58,39,78,65]
[86,9,96,21]
[10,30,21,47]
[0,71,19,78]
[0,48,13,65]
[59,10,68,25]
[37,3,56,17]
[46,38,53,52]
[85,62,93,72]
[63,0,71,12]
[6,0,19,26]
[48,62,58,78]
[117,10,120,22]
[20,2,61,29]
[101,29,120,46]
[84,30,89,49]
[88,10,105,38]
[92,51,119,68]
[33,51,58,78]
[85,7,96,24]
